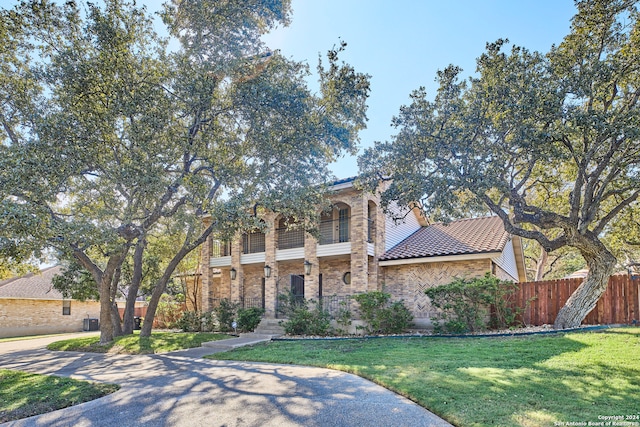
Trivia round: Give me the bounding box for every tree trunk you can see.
[535,246,548,281]
[98,273,115,344]
[554,249,616,329]
[110,265,124,336]
[123,237,146,334]
[140,222,216,337]
[111,303,123,336]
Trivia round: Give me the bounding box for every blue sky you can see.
[261,0,578,178]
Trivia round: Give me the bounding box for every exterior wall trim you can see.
[379,251,502,266]
[276,247,305,261]
[316,242,352,257]
[240,253,266,264]
[210,256,232,267]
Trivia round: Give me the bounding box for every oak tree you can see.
[360,0,640,328]
[1,0,369,342]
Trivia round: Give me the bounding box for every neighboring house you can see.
[200,177,526,327]
[0,266,101,338]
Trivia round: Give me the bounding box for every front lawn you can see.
[0,369,119,423]
[208,328,640,427]
[47,331,231,354]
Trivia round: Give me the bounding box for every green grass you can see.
[47,331,231,354]
[0,369,119,423]
[208,328,640,427]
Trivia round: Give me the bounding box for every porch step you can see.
[201,333,272,350]
[254,318,285,337]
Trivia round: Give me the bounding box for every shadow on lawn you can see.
[395,333,640,427]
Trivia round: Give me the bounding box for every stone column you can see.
[264,213,278,318]
[200,215,213,312]
[230,236,243,303]
[350,194,369,294]
[304,232,319,299]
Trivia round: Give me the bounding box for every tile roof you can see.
[330,176,357,186]
[0,266,66,300]
[380,216,510,261]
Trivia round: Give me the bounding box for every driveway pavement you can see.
[0,333,452,427]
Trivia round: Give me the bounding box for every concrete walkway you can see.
[0,333,452,427]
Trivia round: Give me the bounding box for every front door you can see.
[291,274,305,304]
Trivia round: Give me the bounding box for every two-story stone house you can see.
[200,177,526,327]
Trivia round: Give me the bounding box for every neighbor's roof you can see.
[380,216,510,261]
[0,266,65,300]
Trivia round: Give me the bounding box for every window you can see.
[343,272,351,285]
[62,300,71,316]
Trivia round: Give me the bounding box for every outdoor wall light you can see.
[304,260,312,276]
[264,264,271,278]
[230,267,237,280]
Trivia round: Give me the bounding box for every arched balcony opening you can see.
[319,203,351,245]
[367,201,377,243]
[242,222,266,254]
[276,217,305,249]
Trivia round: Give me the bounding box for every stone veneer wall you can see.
[382,259,491,326]
[0,299,101,338]
[494,263,517,282]
[318,256,351,296]
[242,264,264,301]
[199,183,387,318]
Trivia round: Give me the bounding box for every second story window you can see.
[243,230,266,254]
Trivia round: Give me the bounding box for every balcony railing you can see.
[319,217,350,245]
[243,231,265,254]
[277,227,305,249]
[367,218,375,243]
[211,240,231,258]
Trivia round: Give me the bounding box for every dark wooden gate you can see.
[291,274,305,302]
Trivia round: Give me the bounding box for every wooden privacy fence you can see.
[513,274,640,326]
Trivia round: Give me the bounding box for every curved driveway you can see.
[0,334,451,427]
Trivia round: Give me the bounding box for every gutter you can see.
[379,251,502,266]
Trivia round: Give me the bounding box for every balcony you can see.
[367,218,375,243]
[241,231,266,264]
[242,231,265,254]
[319,216,350,245]
[210,240,232,267]
[211,240,231,258]
[277,227,305,249]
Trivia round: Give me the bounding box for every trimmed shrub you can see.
[334,299,353,335]
[352,291,413,334]
[278,292,332,336]
[176,310,217,332]
[425,273,523,334]
[237,307,265,332]
[176,311,201,332]
[213,299,239,332]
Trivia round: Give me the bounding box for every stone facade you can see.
[381,260,491,326]
[201,180,520,326]
[0,298,101,338]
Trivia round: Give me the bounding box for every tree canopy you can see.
[360,0,640,328]
[0,0,369,342]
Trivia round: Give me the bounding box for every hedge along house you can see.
[200,177,526,327]
[0,266,101,338]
